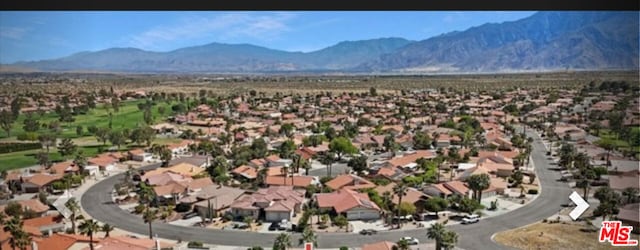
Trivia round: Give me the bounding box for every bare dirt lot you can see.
[494,222,639,250]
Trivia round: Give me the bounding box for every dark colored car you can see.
[359,229,378,235]
[182,212,198,220]
[268,222,280,231]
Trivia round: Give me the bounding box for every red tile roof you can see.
[316,188,380,213]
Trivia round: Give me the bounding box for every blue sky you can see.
[0,11,536,64]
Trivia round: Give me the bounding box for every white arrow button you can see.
[569,191,589,220]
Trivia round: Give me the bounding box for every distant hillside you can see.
[13,38,412,73]
[8,11,639,73]
[360,11,639,72]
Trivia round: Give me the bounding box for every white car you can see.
[461,214,480,224]
[400,237,420,245]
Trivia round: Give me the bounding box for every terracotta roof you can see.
[87,236,173,250]
[35,234,77,250]
[186,178,214,191]
[316,188,380,213]
[362,241,396,250]
[325,174,376,191]
[88,155,118,167]
[443,181,470,196]
[231,165,258,179]
[265,176,314,188]
[25,173,63,187]
[153,182,187,196]
[165,162,204,177]
[49,161,79,174]
[23,214,63,229]
[12,199,49,214]
[387,150,435,168]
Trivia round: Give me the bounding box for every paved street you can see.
[82,126,573,248]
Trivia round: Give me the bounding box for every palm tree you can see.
[101,223,115,238]
[441,230,459,250]
[466,173,491,202]
[273,233,291,250]
[4,216,25,250]
[393,184,408,228]
[319,153,335,177]
[257,167,269,187]
[78,219,100,250]
[300,226,317,246]
[281,166,289,186]
[65,198,81,234]
[143,207,158,239]
[394,239,410,250]
[427,222,446,250]
[622,187,639,204]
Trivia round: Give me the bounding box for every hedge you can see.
[0,142,41,154]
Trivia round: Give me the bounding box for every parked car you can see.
[400,237,419,245]
[359,229,378,235]
[182,212,199,220]
[461,214,480,224]
[268,222,280,231]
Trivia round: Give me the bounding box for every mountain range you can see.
[6,11,639,73]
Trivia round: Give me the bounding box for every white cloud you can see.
[0,27,27,40]
[125,12,297,49]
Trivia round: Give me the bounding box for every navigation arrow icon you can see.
[569,191,589,220]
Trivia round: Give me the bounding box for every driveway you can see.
[82,125,572,249]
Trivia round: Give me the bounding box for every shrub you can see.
[528,189,539,195]
[16,133,39,141]
[134,204,146,214]
[339,247,349,250]
[0,142,41,153]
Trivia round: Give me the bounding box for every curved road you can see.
[82,127,572,248]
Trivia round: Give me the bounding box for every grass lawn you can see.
[0,134,185,172]
[0,99,175,140]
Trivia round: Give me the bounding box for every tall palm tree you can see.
[299,226,317,246]
[273,233,291,250]
[257,167,269,187]
[101,223,115,238]
[281,166,289,186]
[78,219,100,250]
[143,207,158,239]
[466,173,491,202]
[65,198,81,234]
[441,230,459,250]
[319,153,335,177]
[427,222,446,250]
[393,184,408,228]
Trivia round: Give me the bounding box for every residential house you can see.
[23,214,65,235]
[361,241,396,250]
[325,174,376,191]
[20,173,64,193]
[229,186,306,222]
[0,199,50,217]
[265,175,316,188]
[128,149,153,162]
[193,186,245,219]
[315,188,381,220]
[385,150,436,171]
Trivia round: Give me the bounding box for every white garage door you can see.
[266,211,290,222]
[347,210,379,220]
